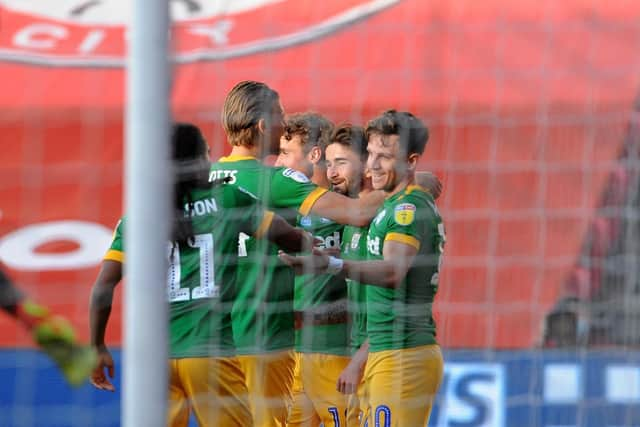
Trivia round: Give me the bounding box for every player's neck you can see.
[351,177,372,198]
[385,177,411,198]
[311,166,330,188]
[228,145,258,159]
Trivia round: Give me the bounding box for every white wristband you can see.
[326,256,344,275]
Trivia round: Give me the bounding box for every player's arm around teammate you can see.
[279,235,419,291]
[282,110,445,427]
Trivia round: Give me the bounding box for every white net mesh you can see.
[1,0,640,426]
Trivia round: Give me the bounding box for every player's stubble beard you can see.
[378,165,409,195]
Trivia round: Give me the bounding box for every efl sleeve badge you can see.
[393,203,416,226]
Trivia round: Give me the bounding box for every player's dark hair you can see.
[330,123,368,160]
[365,110,429,156]
[222,80,280,147]
[283,112,334,161]
[170,123,215,247]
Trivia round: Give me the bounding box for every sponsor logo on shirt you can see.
[351,232,361,249]
[317,231,341,249]
[367,235,381,255]
[393,203,416,226]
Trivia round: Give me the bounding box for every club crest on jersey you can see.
[394,203,416,226]
[282,168,310,183]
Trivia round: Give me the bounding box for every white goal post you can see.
[123,0,170,426]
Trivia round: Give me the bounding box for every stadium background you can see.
[1,0,639,426]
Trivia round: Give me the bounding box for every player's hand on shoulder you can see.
[416,171,442,200]
[90,345,116,392]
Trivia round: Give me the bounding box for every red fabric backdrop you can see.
[0,0,639,348]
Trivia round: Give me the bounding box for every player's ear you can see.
[257,118,266,135]
[407,152,420,172]
[308,146,322,164]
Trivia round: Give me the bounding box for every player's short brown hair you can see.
[330,123,368,160]
[222,81,280,147]
[282,112,334,160]
[365,110,429,156]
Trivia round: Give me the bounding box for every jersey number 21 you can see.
[167,234,218,302]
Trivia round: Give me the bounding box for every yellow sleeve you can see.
[253,211,275,239]
[298,187,328,216]
[104,250,125,263]
[384,232,421,250]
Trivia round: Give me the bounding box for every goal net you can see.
[0,1,639,426]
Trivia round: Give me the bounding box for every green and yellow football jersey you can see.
[209,156,327,354]
[294,214,348,356]
[104,184,271,358]
[365,185,445,353]
[341,224,369,354]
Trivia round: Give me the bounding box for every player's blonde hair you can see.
[222,80,280,147]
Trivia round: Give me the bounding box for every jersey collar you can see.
[405,184,430,196]
[218,155,257,163]
[387,184,428,203]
